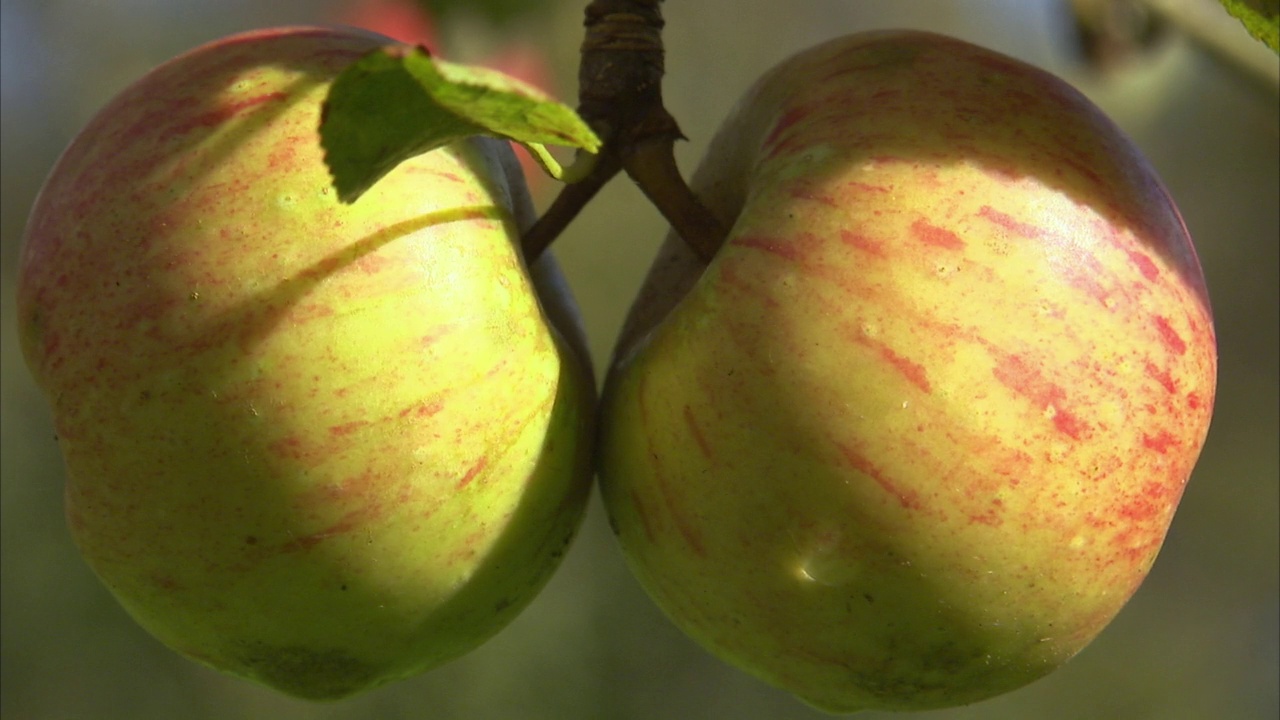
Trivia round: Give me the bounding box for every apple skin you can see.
[598,30,1216,712]
[16,26,595,700]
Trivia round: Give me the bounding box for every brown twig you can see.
[521,0,728,264]
[522,153,621,263]
[621,136,724,263]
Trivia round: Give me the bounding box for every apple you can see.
[16,26,595,700]
[597,30,1216,712]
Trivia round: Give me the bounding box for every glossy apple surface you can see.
[598,30,1216,712]
[17,26,595,700]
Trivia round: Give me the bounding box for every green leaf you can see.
[320,44,601,203]
[1218,0,1280,52]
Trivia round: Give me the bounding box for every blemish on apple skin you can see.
[762,106,813,157]
[268,144,298,172]
[848,323,932,394]
[662,493,708,557]
[398,400,443,419]
[683,406,714,460]
[911,218,965,251]
[1127,250,1160,282]
[1141,431,1180,454]
[732,234,803,262]
[1080,510,1111,530]
[151,573,182,591]
[1118,482,1171,523]
[834,440,923,511]
[456,456,488,489]
[623,492,656,544]
[1144,361,1177,394]
[160,92,288,140]
[270,435,311,462]
[987,348,1088,440]
[1151,315,1187,355]
[418,329,447,348]
[642,434,709,556]
[328,420,368,437]
[846,181,891,195]
[840,229,888,258]
[879,345,932,394]
[280,517,361,553]
[232,642,377,702]
[977,205,1041,240]
[354,253,390,274]
[791,187,839,207]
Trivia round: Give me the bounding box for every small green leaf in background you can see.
[1219,0,1280,52]
[321,44,601,203]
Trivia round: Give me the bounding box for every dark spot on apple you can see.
[233,642,378,700]
[244,535,258,545]
[340,584,348,591]
[864,593,875,603]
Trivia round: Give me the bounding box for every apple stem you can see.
[621,136,726,263]
[523,152,621,263]
[519,0,727,264]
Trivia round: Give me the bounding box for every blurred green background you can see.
[2,1,1276,718]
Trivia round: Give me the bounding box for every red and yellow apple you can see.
[598,30,1216,712]
[16,26,595,700]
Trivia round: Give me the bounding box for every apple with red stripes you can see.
[16,26,595,700]
[597,30,1217,712]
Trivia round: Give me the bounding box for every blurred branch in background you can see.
[1069,0,1280,88]
[1147,0,1279,86]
